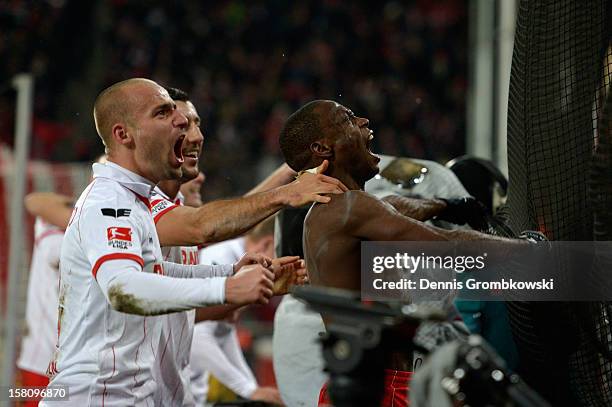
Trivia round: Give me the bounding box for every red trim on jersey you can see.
[153,204,179,224]
[34,229,64,247]
[159,321,171,365]
[132,318,147,393]
[92,253,144,279]
[150,198,164,208]
[102,346,116,407]
[133,192,151,212]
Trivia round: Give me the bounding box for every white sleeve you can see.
[220,325,257,385]
[95,259,227,315]
[191,323,257,398]
[80,195,227,315]
[162,261,233,279]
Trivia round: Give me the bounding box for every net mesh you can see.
[505,0,612,405]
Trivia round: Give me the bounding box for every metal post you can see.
[467,0,495,160]
[2,73,34,386]
[495,0,517,175]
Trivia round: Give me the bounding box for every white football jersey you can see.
[17,218,64,375]
[44,162,166,406]
[43,162,230,407]
[150,188,198,407]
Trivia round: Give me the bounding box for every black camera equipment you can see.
[292,285,443,407]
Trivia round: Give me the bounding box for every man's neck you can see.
[157,179,181,200]
[107,155,159,184]
[326,164,365,191]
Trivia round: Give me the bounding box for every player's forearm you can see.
[24,192,73,228]
[391,217,514,242]
[438,227,513,242]
[382,196,446,221]
[96,261,226,315]
[162,261,233,278]
[191,190,285,244]
[245,163,297,196]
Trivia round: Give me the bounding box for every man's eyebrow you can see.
[152,101,175,113]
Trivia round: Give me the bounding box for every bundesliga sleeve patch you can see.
[107,226,133,249]
[150,198,178,223]
[150,199,171,215]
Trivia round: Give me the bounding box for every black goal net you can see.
[505,0,612,405]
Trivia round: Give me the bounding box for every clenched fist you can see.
[225,264,274,305]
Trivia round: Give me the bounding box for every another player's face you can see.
[321,101,380,181]
[180,171,205,207]
[176,100,204,182]
[129,83,188,183]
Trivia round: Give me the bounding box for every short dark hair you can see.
[279,100,324,171]
[164,86,189,102]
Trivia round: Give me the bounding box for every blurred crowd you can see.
[1,0,467,200]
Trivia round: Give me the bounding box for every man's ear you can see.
[311,141,333,158]
[111,123,134,147]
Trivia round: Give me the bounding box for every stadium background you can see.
[0,0,519,400]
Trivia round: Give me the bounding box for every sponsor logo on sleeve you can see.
[101,208,131,218]
[107,226,133,249]
[150,199,172,216]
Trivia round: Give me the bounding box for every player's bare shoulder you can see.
[305,190,382,231]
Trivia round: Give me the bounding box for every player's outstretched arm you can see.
[24,192,72,228]
[381,195,488,230]
[381,195,447,221]
[161,252,271,279]
[95,261,274,315]
[347,191,518,243]
[156,160,347,246]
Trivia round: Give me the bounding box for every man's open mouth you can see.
[366,130,380,162]
[174,135,185,164]
[366,130,375,152]
[183,150,199,161]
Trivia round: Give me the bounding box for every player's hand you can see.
[225,264,274,305]
[233,252,272,274]
[250,386,284,405]
[280,160,348,206]
[436,197,488,231]
[270,256,308,295]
